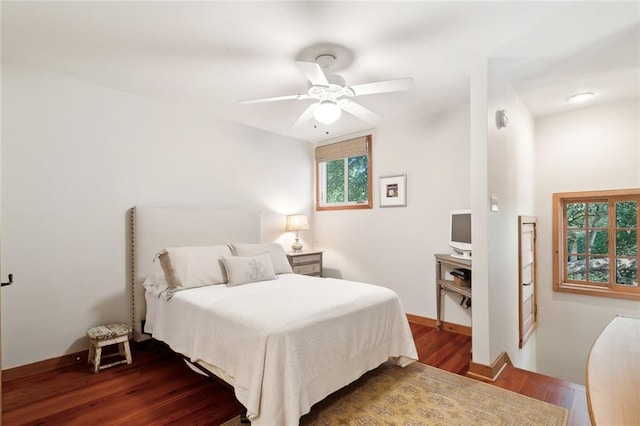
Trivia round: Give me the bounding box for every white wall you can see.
[471,61,537,369]
[469,59,491,364]
[534,99,640,384]
[487,64,538,370]
[1,61,314,369]
[315,105,472,325]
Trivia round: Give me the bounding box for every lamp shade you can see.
[286,214,310,231]
[313,101,341,124]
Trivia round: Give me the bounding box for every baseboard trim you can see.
[467,351,512,382]
[406,313,472,336]
[3,349,89,382]
[3,340,153,382]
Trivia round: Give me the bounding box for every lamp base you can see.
[291,241,303,253]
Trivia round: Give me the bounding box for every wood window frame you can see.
[315,135,373,211]
[553,188,640,301]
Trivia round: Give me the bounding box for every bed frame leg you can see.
[240,407,249,424]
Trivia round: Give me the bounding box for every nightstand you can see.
[287,251,323,277]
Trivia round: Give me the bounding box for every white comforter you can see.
[145,274,417,425]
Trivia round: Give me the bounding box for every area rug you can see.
[220,361,568,425]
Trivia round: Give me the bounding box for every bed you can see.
[131,206,418,425]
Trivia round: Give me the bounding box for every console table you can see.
[435,254,471,330]
[587,315,640,425]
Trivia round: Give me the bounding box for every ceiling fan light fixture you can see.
[313,101,341,124]
[241,57,414,128]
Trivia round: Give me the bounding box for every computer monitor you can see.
[450,209,471,259]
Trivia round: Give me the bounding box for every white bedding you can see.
[145,273,417,425]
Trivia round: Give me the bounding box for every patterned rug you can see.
[221,361,568,425]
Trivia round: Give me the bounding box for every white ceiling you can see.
[2,1,639,143]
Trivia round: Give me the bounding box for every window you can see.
[315,135,372,210]
[553,189,639,300]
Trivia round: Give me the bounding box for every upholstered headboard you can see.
[131,206,262,340]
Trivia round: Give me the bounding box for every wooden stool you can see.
[87,323,132,374]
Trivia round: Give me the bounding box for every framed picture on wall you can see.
[379,174,407,207]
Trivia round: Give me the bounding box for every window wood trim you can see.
[553,188,640,301]
[315,136,373,211]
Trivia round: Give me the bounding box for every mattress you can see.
[145,273,417,425]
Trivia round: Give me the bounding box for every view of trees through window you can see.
[565,199,638,287]
[315,135,371,211]
[324,155,368,204]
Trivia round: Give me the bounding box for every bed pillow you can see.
[156,245,232,294]
[221,253,277,286]
[142,269,169,298]
[229,243,293,274]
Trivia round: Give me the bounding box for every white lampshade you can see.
[286,214,310,231]
[313,101,341,125]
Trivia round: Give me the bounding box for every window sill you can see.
[316,203,372,211]
[555,282,640,301]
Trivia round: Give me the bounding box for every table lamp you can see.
[285,214,310,253]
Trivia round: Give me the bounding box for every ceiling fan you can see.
[239,54,415,127]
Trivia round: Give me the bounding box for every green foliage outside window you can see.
[325,159,345,203]
[347,156,368,202]
[615,201,638,285]
[323,155,368,205]
[316,135,372,210]
[565,200,637,286]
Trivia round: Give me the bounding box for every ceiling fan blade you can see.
[293,103,317,128]
[295,61,329,87]
[340,100,382,124]
[348,78,415,96]
[239,94,310,104]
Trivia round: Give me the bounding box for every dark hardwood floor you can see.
[2,321,589,425]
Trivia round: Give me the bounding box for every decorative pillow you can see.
[229,242,293,274]
[142,269,169,298]
[156,245,232,295]
[221,253,277,287]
